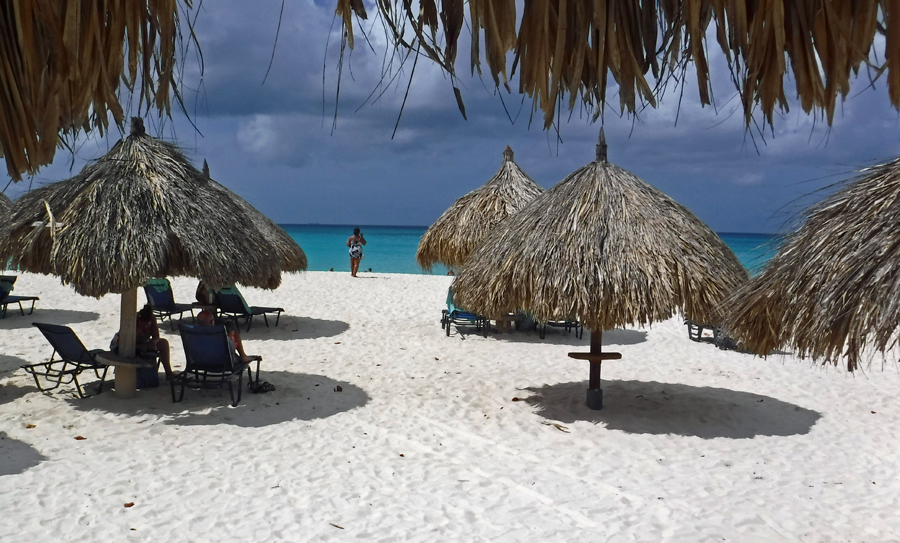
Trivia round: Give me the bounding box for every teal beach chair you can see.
[441,286,488,337]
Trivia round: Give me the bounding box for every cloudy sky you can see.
[4,0,899,234]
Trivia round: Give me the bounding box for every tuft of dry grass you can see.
[417,146,544,271]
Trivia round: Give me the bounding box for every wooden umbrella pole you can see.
[568,329,621,410]
[589,330,603,390]
[115,287,139,398]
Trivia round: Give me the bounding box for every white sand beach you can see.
[1,271,899,541]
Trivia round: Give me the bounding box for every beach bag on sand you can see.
[136,365,160,389]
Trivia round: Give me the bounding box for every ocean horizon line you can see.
[277,223,781,237]
[278,224,778,275]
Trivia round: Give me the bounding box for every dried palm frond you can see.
[0,118,306,298]
[334,0,897,129]
[723,157,900,371]
[0,192,12,214]
[416,146,544,271]
[453,131,748,329]
[0,0,193,181]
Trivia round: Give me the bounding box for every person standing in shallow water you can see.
[347,227,366,277]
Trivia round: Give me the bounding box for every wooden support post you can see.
[115,287,138,398]
[588,330,603,390]
[568,330,621,411]
[586,330,603,409]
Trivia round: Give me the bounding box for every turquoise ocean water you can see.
[281,225,780,276]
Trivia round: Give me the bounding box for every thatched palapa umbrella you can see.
[723,157,900,371]
[417,146,544,271]
[0,118,307,397]
[454,131,748,409]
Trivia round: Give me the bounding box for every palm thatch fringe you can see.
[0,192,12,215]
[0,118,306,298]
[453,132,747,330]
[0,0,192,180]
[334,0,898,129]
[723,157,900,371]
[416,146,544,271]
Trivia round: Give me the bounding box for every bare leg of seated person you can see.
[139,338,173,380]
[198,311,261,364]
[228,329,260,363]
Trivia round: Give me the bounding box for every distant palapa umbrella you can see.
[0,118,307,397]
[417,146,544,271]
[454,130,748,409]
[723,157,900,371]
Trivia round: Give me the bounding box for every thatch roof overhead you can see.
[416,146,544,270]
[0,1,190,181]
[453,132,748,330]
[335,0,898,129]
[0,118,306,297]
[723,157,900,370]
[0,192,12,214]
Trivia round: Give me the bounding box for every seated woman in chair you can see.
[113,304,173,380]
[195,310,259,364]
[196,310,272,393]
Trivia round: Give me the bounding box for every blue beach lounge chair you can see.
[215,285,283,332]
[441,286,488,338]
[172,322,262,407]
[144,278,195,330]
[0,275,39,319]
[21,323,109,398]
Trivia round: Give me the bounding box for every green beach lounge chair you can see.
[144,278,196,330]
[215,285,283,332]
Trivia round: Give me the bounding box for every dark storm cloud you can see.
[3,1,899,235]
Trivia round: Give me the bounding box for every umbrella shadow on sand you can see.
[0,354,28,376]
[522,380,820,439]
[0,356,46,474]
[238,316,350,341]
[0,432,46,476]
[0,355,40,406]
[0,310,100,329]
[65,370,368,428]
